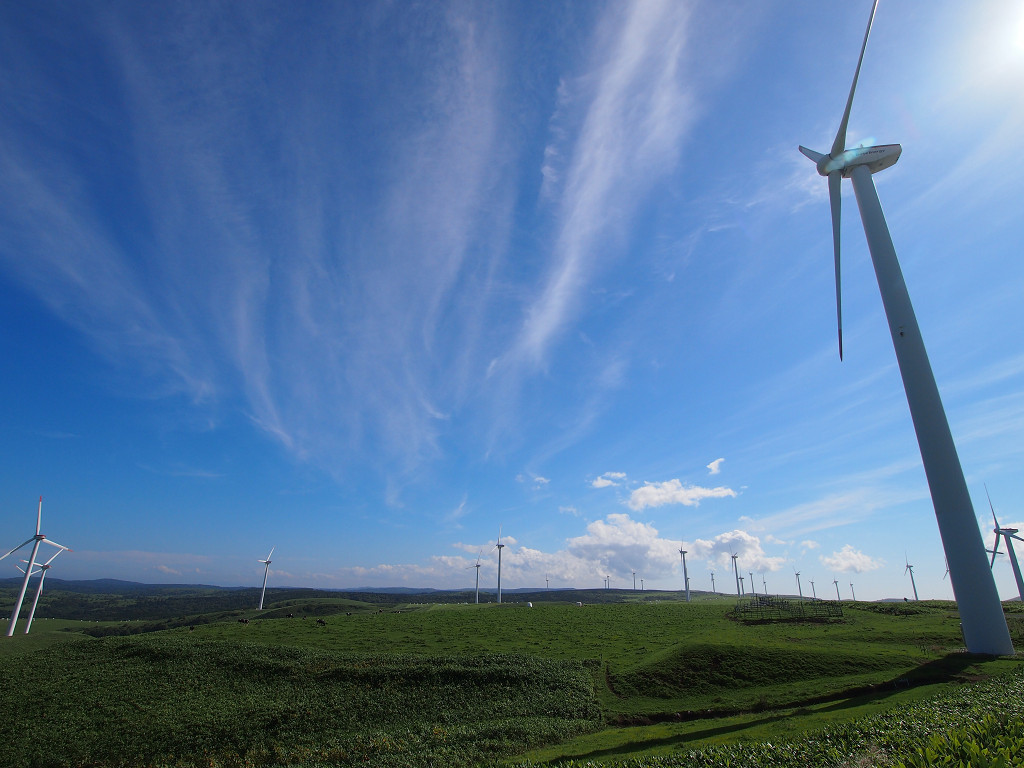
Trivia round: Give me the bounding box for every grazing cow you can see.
[345,612,352,616]
[287,613,294,618]
[316,618,327,626]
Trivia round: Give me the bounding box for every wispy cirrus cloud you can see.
[509,0,699,367]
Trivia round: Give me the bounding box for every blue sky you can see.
[2,0,1023,602]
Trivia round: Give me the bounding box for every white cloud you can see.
[559,505,581,516]
[820,545,883,574]
[534,476,551,485]
[628,479,737,510]
[592,471,627,488]
[707,457,724,475]
[688,530,786,573]
[800,539,820,550]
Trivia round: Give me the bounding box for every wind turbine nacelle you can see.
[817,144,902,177]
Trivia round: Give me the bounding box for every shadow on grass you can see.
[543,653,995,765]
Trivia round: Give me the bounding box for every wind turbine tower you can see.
[798,0,1011,655]
[1,497,70,637]
[748,571,755,596]
[632,569,637,591]
[257,547,274,611]
[850,582,857,601]
[710,571,716,593]
[731,554,741,596]
[905,560,919,601]
[833,578,842,602]
[810,580,816,599]
[739,575,745,595]
[679,546,691,602]
[795,570,804,600]
[986,487,1024,602]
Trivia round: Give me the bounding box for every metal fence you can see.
[734,594,843,621]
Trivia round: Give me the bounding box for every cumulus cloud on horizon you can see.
[820,545,883,574]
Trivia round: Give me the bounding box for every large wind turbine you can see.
[798,0,1012,654]
[731,554,741,596]
[986,488,1024,602]
[679,545,690,602]
[794,569,804,599]
[257,547,274,610]
[1,497,70,637]
[709,570,716,593]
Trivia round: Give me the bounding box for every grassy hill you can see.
[1,588,1022,767]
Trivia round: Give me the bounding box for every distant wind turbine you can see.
[1,497,70,637]
[797,0,1011,655]
[762,573,767,594]
[810,580,816,599]
[468,551,483,604]
[632,569,637,591]
[257,547,274,610]
[679,545,690,602]
[16,548,64,634]
[794,569,804,600]
[731,554,741,596]
[905,558,919,601]
[986,487,1024,602]
[850,582,857,601]
[738,575,745,595]
[748,572,755,596]
[833,578,841,602]
[709,570,716,594]
[495,528,505,604]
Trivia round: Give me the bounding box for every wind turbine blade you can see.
[1010,534,1024,544]
[985,485,1000,530]
[828,171,843,359]
[0,539,34,562]
[831,0,880,158]
[36,497,43,536]
[41,538,69,551]
[267,547,275,560]
[991,538,999,568]
[798,145,825,164]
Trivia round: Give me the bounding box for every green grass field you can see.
[1,592,1022,767]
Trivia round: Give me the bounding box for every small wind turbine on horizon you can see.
[468,551,483,604]
[850,582,857,601]
[794,569,804,600]
[748,571,755,596]
[810,580,817,599]
[762,573,767,594]
[257,547,274,610]
[738,575,745,595]
[494,528,505,604]
[679,545,690,602]
[905,558,919,602]
[731,554,741,596]
[1,497,70,637]
[709,570,716,594]
[986,487,1024,602]
[833,578,841,602]
[797,0,1011,655]
[632,569,637,591]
